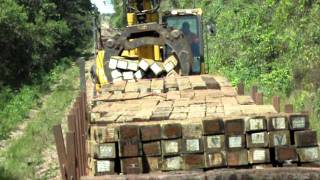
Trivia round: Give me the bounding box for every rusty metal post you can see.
[237,82,244,95]
[285,104,294,113]
[256,92,264,105]
[272,96,281,113]
[67,132,77,180]
[251,86,258,103]
[53,125,68,180]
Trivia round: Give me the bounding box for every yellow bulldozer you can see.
[92,0,208,91]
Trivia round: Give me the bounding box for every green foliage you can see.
[0,61,71,140]
[0,0,95,86]
[259,65,293,96]
[109,0,123,28]
[0,86,38,139]
[315,89,320,120]
[0,65,79,179]
[195,0,320,95]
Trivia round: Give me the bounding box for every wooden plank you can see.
[140,124,161,142]
[269,130,291,147]
[182,123,203,138]
[66,132,76,180]
[119,140,142,157]
[169,112,187,120]
[204,135,225,153]
[201,76,220,89]
[111,81,127,93]
[143,141,162,156]
[189,76,207,90]
[297,147,320,163]
[255,93,264,105]
[127,60,139,71]
[139,59,154,71]
[111,69,122,79]
[245,116,267,132]
[176,77,192,91]
[275,146,298,162]
[166,91,180,100]
[237,82,244,95]
[91,126,118,143]
[247,132,269,148]
[221,97,238,105]
[183,154,205,170]
[72,105,80,177]
[221,86,237,97]
[80,94,88,175]
[150,62,164,76]
[236,96,254,105]
[137,79,151,93]
[162,123,182,139]
[151,78,164,93]
[151,110,171,121]
[144,157,162,172]
[272,96,281,113]
[205,151,227,168]
[227,149,249,166]
[289,114,310,130]
[161,139,182,156]
[119,125,140,141]
[224,118,245,135]
[251,86,258,103]
[117,59,128,70]
[93,143,117,159]
[53,125,68,180]
[164,77,178,92]
[133,109,153,121]
[125,82,139,93]
[163,55,178,73]
[109,57,118,70]
[294,130,318,147]
[162,156,183,171]
[94,160,115,175]
[121,158,143,174]
[202,118,224,135]
[226,135,246,149]
[134,69,145,79]
[267,115,289,131]
[248,148,270,164]
[212,75,232,87]
[224,105,242,116]
[181,138,204,154]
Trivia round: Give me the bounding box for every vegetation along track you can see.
[0,64,80,180]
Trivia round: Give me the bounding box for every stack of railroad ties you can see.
[109,55,178,82]
[87,75,320,176]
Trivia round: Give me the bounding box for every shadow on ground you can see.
[0,167,19,180]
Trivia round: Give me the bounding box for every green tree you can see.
[0,0,96,86]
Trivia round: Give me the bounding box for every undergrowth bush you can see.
[0,59,71,139]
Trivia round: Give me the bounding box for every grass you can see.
[0,64,79,180]
[0,59,72,140]
[0,86,40,139]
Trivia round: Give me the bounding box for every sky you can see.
[90,0,115,14]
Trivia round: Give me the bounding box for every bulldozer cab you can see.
[162,9,204,74]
